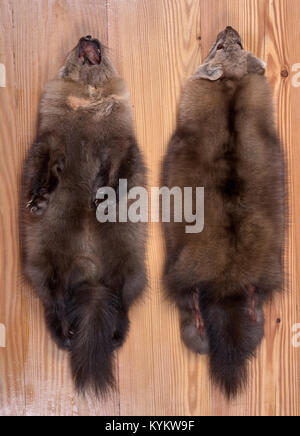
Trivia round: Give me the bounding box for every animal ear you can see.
[195,63,224,81]
[247,54,266,75]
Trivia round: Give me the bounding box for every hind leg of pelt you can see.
[44,303,73,351]
[164,266,209,353]
[26,147,65,216]
[179,293,209,355]
[121,266,147,310]
[112,309,130,350]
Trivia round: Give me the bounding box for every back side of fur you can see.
[163,27,286,396]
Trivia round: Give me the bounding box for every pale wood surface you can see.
[0,0,299,416]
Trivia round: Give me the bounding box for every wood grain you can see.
[0,0,118,417]
[0,0,26,416]
[0,0,299,416]
[265,0,300,416]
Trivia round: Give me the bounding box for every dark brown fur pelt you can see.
[20,36,147,395]
[162,27,287,397]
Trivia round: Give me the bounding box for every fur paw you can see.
[51,332,73,351]
[180,307,209,355]
[26,190,50,216]
[93,197,103,209]
[92,195,110,213]
[181,318,209,355]
[112,312,129,350]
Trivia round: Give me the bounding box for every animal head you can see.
[59,36,117,85]
[196,26,266,81]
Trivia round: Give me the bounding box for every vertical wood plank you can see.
[107,0,214,416]
[0,0,26,416]
[0,0,299,416]
[199,0,267,417]
[265,0,300,417]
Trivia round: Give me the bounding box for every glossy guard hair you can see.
[162,27,286,397]
[21,36,147,395]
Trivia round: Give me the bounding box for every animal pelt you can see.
[20,36,147,395]
[162,27,286,397]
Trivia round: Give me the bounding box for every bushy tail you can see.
[67,282,118,396]
[198,286,265,397]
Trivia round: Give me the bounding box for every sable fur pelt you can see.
[20,36,147,395]
[162,27,286,397]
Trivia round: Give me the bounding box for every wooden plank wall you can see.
[0,0,299,416]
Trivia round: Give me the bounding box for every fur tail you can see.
[67,282,119,396]
[198,286,265,397]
